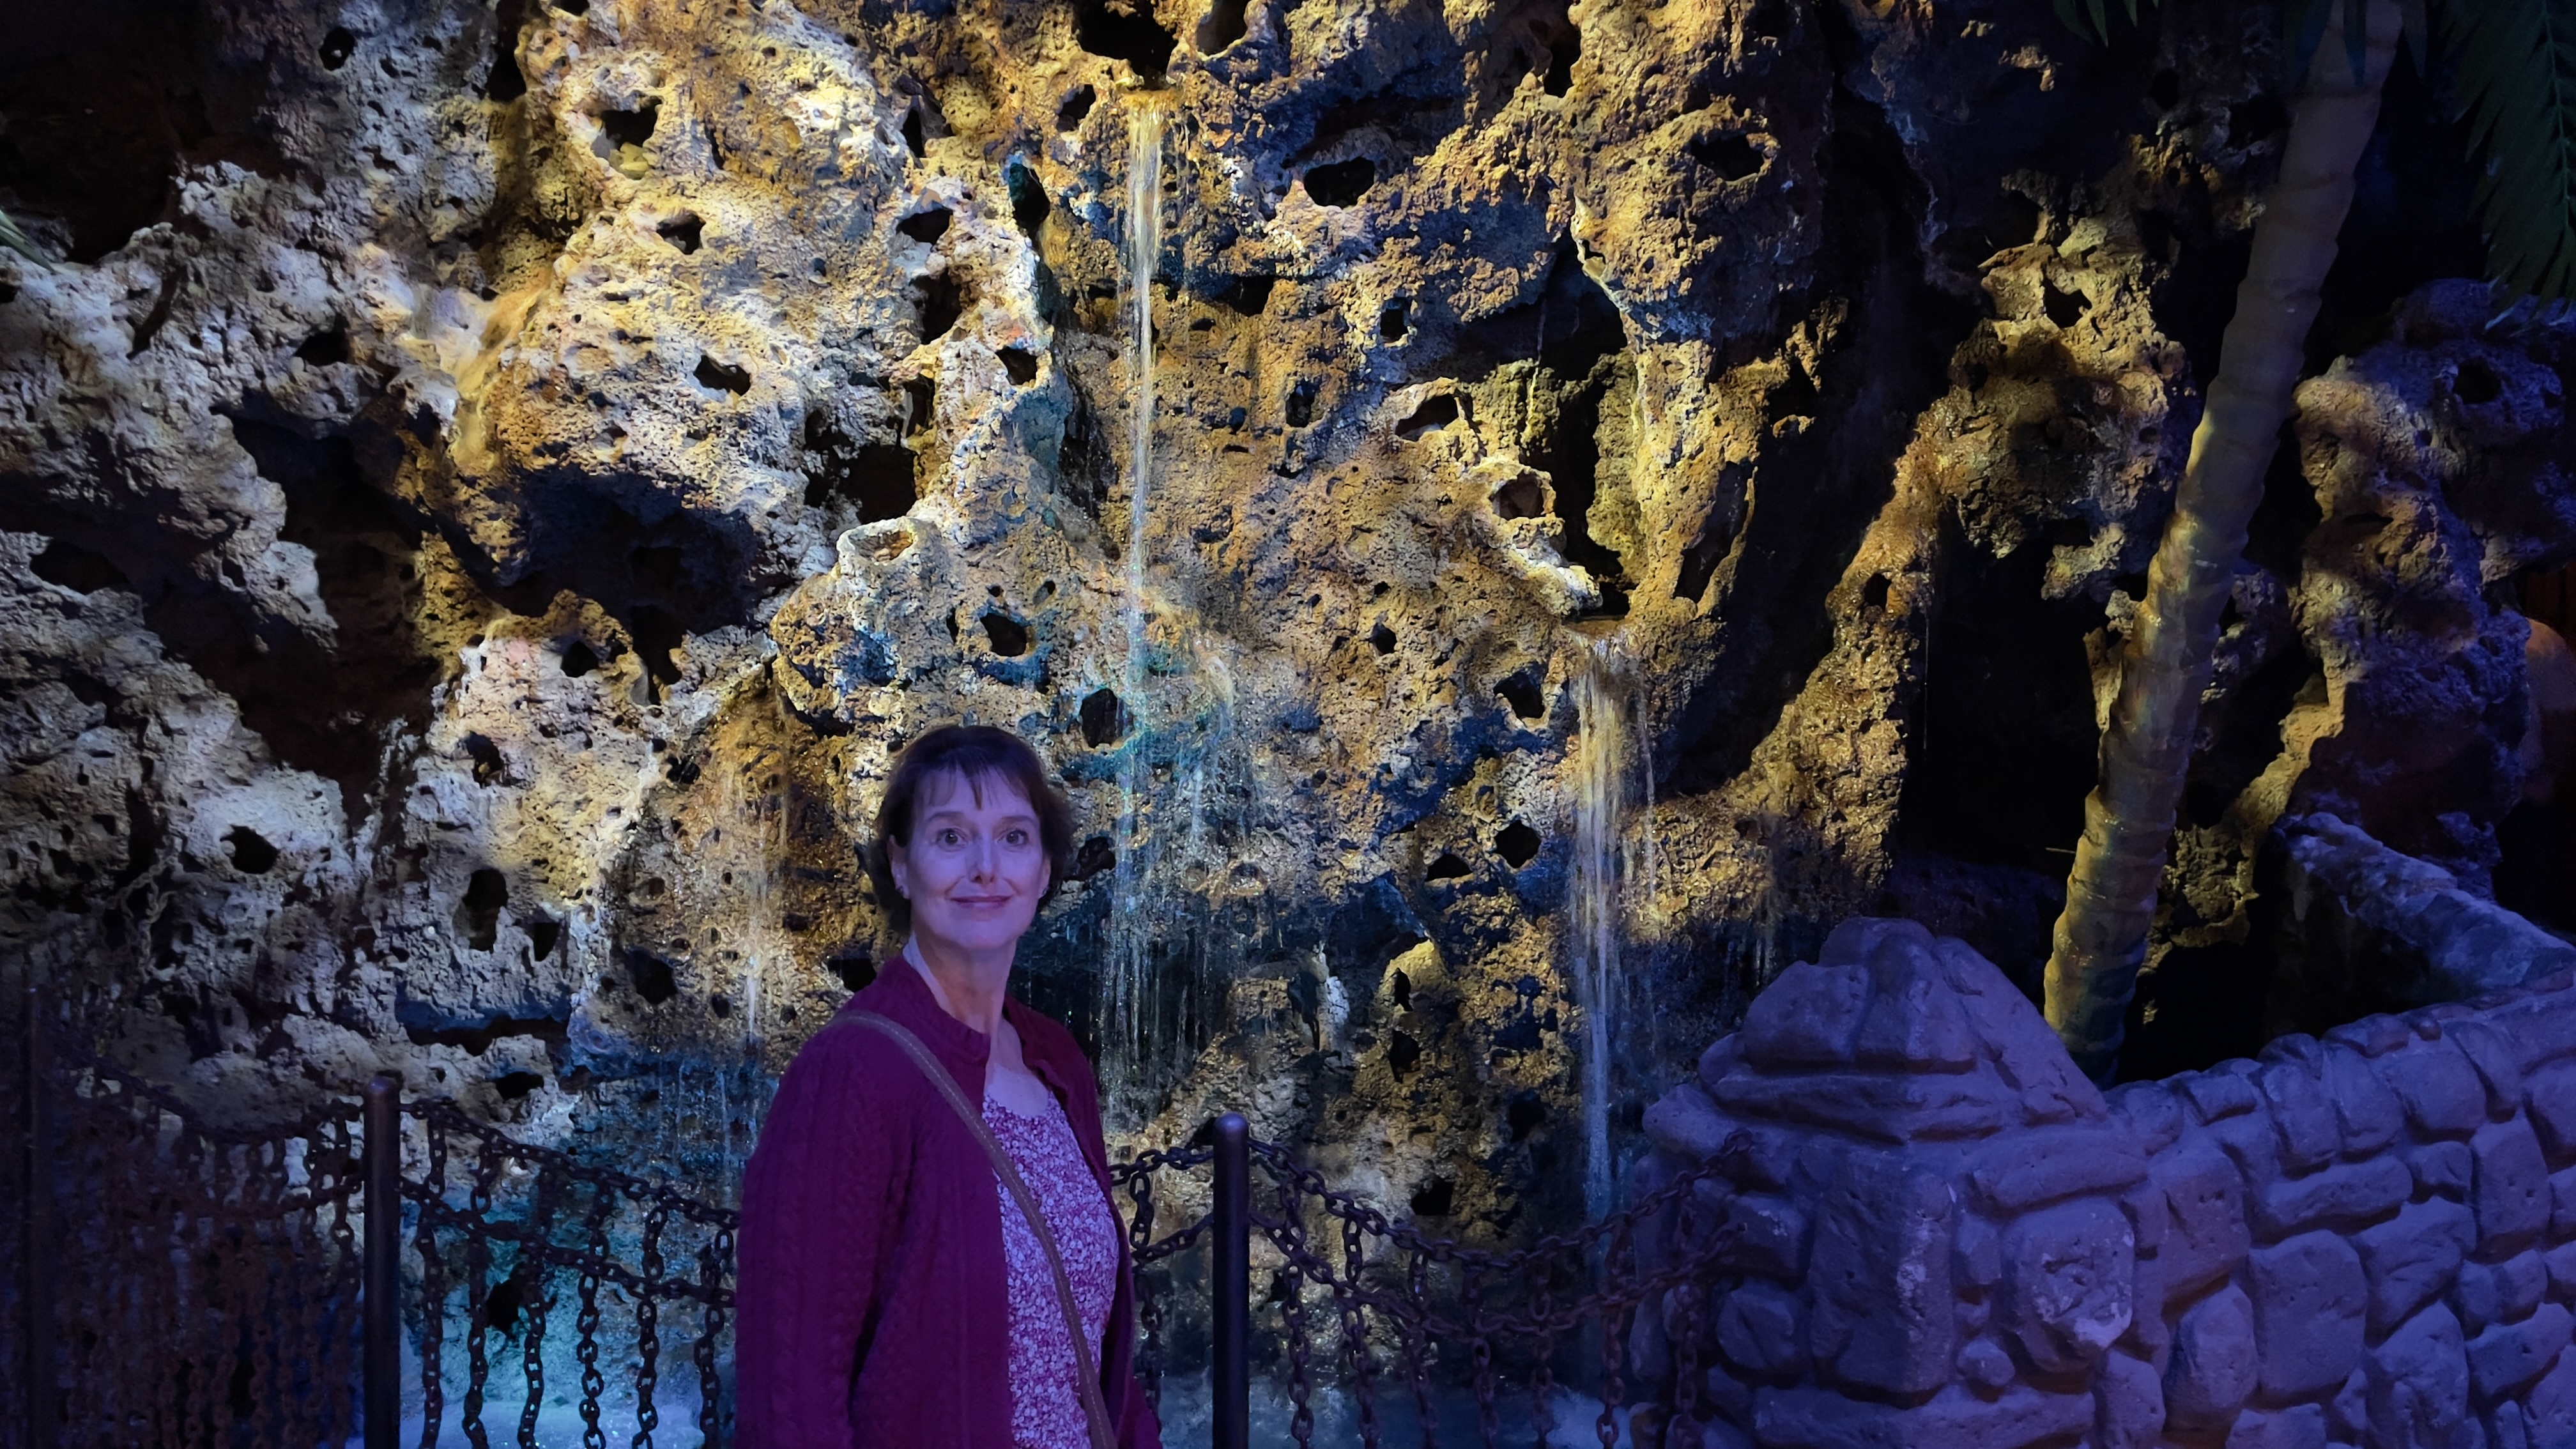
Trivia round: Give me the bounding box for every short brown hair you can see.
[867,724,1076,937]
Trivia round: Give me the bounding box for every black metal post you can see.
[24,986,54,1449]
[364,1075,401,1449]
[1211,1112,1250,1449]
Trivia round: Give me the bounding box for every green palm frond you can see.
[2447,0,2576,302]
[0,205,51,270]
[2053,0,2141,47]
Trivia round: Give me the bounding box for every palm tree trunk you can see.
[2043,0,2400,1082]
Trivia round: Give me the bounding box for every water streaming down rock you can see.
[1567,646,1632,1217]
[710,749,783,1055]
[1105,102,1167,1102]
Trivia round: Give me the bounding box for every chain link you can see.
[31,1006,1748,1449]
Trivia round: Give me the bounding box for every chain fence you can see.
[15,992,1745,1449]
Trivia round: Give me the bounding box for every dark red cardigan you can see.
[734,960,1162,1448]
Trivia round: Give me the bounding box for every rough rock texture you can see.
[1644,917,2576,1449]
[3,0,2573,1227]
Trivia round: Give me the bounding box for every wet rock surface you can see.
[1,0,2573,1238]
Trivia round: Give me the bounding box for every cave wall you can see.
[3,0,2573,1228]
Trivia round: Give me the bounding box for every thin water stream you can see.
[1105,101,1167,1085]
[1567,647,1629,1216]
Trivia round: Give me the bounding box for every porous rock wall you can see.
[3,0,2574,1229]
[1644,917,2576,1449]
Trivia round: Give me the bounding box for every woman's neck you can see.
[904,936,1011,1038]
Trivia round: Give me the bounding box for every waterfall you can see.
[1105,103,1166,1084]
[712,752,779,1054]
[1568,647,1629,1218]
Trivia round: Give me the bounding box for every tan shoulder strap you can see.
[855,1012,1119,1449]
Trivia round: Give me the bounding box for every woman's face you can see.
[889,770,1052,957]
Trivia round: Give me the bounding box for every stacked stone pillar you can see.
[1643,917,2576,1449]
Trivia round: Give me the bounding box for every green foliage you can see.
[2448,0,2576,300]
[0,206,50,270]
[2051,0,2576,304]
[2051,0,2141,47]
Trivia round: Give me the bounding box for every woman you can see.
[736,725,1160,1449]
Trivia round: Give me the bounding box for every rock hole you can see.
[1688,132,1763,183]
[224,826,279,875]
[1303,158,1377,207]
[1496,673,1544,719]
[693,354,751,395]
[462,732,506,785]
[1197,0,1249,54]
[1491,470,1546,521]
[599,101,659,150]
[982,611,1030,656]
[318,26,356,70]
[1080,687,1130,746]
[295,323,350,365]
[897,207,951,243]
[1057,86,1096,132]
[494,1070,544,1100]
[560,640,601,677]
[484,1271,530,1334]
[1409,1176,1454,1216]
[29,540,128,594]
[126,270,180,358]
[1862,574,1890,611]
[1496,820,1540,868]
[1072,835,1116,880]
[625,948,678,1004]
[553,0,588,13]
[803,416,919,523]
[901,105,927,158]
[1379,299,1408,341]
[628,605,686,693]
[1388,1031,1422,1077]
[998,346,1039,385]
[709,993,732,1018]
[1544,29,1579,95]
[1427,852,1470,881]
[657,213,703,253]
[2043,280,2085,328]
[1285,379,1317,427]
[1219,275,1278,315]
[1675,500,1736,604]
[2227,93,2287,149]
[1390,969,1412,1009]
[484,0,528,99]
[1395,393,1459,438]
[459,868,508,951]
[1370,621,1399,655]
[1508,1093,1547,1141]
[2455,358,2503,405]
[916,273,965,342]
[829,953,877,992]
[1768,363,1820,425]
[2149,68,2181,111]
[526,916,562,958]
[1075,0,1177,77]
[1006,158,1051,236]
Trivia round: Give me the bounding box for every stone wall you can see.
[1643,916,2576,1449]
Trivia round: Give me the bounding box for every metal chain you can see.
[36,1005,1752,1449]
[634,1202,669,1449]
[418,1108,449,1449]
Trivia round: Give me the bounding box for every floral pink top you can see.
[985,1089,1123,1449]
